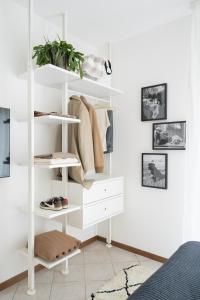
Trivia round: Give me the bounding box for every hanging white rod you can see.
[68,89,110,103]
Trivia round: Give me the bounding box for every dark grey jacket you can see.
[104,110,113,153]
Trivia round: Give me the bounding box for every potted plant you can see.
[32,38,85,79]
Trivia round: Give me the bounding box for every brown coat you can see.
[80,96,104,173]
[68,95,95,188]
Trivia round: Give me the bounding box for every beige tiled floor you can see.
[1,241,163,300]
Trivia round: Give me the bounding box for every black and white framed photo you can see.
[141,83,167,121]
[153,121,186,150]
[142,153,168,189]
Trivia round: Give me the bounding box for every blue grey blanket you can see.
[128,241,200,300]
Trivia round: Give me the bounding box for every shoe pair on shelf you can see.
[40,197,68,211]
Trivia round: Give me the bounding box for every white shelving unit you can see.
[20,248,81,270]
[18,115,80,125]
[34,204,81,219]
[21,63,123,98]
[35,115,80,125]
[22,0,123,296]
[20,64,79,87]
[34,161,81,169]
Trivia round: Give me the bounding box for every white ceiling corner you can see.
[14,0,191,46]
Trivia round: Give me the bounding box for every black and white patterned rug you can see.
[90,264,155,300]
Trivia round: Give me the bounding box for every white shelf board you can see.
[17,161,81,168]
[35,115,80,125]
[69,76,123,98]
[34,204,81,219]
[20,64,123,98]
[34,162,81,169]
[20,64,79,87]
[20,247,81,270]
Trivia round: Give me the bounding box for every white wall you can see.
[0,0,96,283]
[99,17,191,258]
[0,0,191,283]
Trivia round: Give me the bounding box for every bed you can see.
[128,241,200,300]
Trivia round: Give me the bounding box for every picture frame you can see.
[142,153,168,189]
[141,83,167,121]
[153,121,186,150]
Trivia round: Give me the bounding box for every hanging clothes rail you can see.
[68,89,110,103]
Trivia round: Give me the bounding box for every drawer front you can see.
[83,195,123,228]
[83,178,123,205]
[105,196,124,218]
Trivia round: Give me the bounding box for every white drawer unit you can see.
[83,177,123,205]
[52,176,124,243]
[83,195,123,228]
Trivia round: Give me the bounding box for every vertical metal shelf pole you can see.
[108,42,112,177]
[106,42,112,248]
[61,12,69,275]
[27,0,36,295]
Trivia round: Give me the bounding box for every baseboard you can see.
[0,235,167,291]
[80,235,98,248]
[0,236,98,292]
[0,265,44,292]
[97,236,167,263]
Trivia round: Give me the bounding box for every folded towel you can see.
[34,152,79,164]
[34,111,77,119]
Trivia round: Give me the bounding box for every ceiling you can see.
[15,0,191,46]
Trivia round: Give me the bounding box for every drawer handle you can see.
[105,207,107,211]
